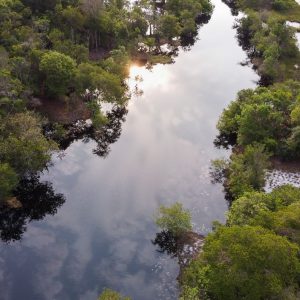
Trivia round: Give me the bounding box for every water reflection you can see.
[46,105,128,158]
[152,230,205,270]
[222,1,276,86]
[0,175,65,242]
[152,231,178,257]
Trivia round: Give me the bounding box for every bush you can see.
[0,111,58,176]
[98,289,131,300]
[39,51,76,96]
[155,202,192,237]
[227,144,270,199]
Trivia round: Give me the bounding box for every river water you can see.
[0,1,258,299]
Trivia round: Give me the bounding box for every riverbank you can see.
[224,0,300,83]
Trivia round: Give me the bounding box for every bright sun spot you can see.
[129,63,171,91]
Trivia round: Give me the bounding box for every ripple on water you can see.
[265,170,300,192]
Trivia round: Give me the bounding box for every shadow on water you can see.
[152,231,178,257]
[0,105,129,243]
[0,175,65,243]
[152,230,205,270]
[45,105,128,158]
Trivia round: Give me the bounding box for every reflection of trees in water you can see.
[92,106,128,157]
[209,158,236,206]
[46,105,128,158]
[222,0,273,87]
[152,230,205,267]
[221,0,239,16]
[1,105,127,243]
[0,175,65,243]
[152,230,178,257]
[214,132,237,150]
[135,11,212,66]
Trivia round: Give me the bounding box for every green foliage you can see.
[227,191,270,226]
[227,185,300,226]
[272,0,296,11]
[155,202,192,237]
[231,0,298,12]
[217,81,300,158]
[39,51,76,96]
[227,144,270,199]
[227,186,300,247]
[98,288,131,300]
[76,62,127,103]
[179,286,200,300]
[0,163,18,202]
[182,225,300,300]
[232,2,300,81]
[0,111,57,176]
[158,14,181,40]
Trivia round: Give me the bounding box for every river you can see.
[0,1,258,299]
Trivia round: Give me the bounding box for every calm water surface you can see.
[0,1,258,299]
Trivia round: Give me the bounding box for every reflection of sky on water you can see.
[0,1,258,299]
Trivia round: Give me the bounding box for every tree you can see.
[227,185,300,246]
[216,82,300,156]
[155,202,192,237]
[0,163,18,202]
[226,185,300,226]
[98,289,131,300]
[0,111,58,176]
[226,191,270,226]
[182,226,300,300]
[158,14,181,40]
[237,103,283,150]
[39,51,76,96]
[227,144,270,199]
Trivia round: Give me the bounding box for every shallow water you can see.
[0,1,258,299]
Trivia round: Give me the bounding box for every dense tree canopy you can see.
[225,143,270,199]
[217,81,300,158]
[182,225,300,300]
[0,112,57,202]
[39,51,76,96]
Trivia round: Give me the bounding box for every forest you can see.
[1,0,300,299]
[0,0,213,203]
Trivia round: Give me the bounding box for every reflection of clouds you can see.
[0,255,11,300]
[47,142,93,178]
[79,289,98,300]
[64,233,93,283]
[23,227,69,300]
[94,256,177,300]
